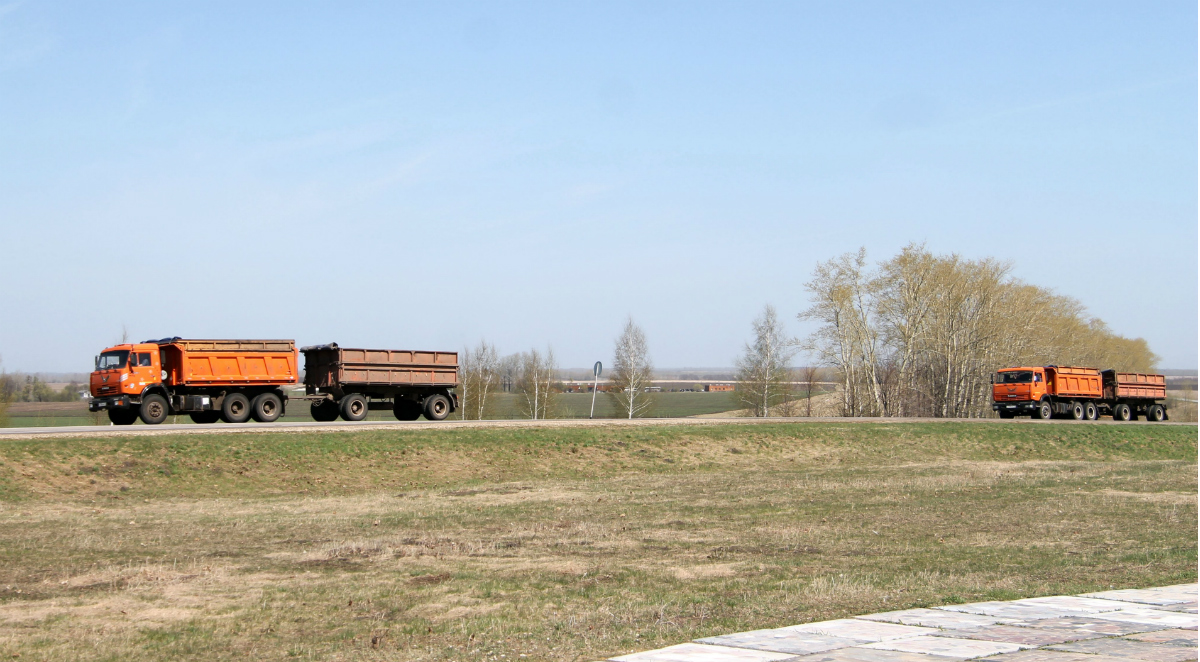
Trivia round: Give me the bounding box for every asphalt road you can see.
[0,416,1190,439]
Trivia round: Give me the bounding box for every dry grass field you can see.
[0,422,1194,661]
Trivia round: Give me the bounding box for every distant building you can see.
[705,383,734,392]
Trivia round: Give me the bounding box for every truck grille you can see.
[97,386,117,395]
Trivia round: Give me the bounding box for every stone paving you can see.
[607,584,1197,662]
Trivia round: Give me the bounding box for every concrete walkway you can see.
[608,584,1198,662]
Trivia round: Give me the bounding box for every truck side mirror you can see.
[94,356,100,370]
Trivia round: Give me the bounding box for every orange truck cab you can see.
[89,338,298,426]
[992,365,1167,422]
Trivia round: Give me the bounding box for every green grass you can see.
[0,422,1194,661]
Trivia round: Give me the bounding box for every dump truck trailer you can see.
[301,343,459,421]
[89,338,299,425]
[992,365,1167,421]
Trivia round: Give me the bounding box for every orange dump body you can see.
[1103,371,1166,400]
[162,339,298,388]
[1044,366,1103,399]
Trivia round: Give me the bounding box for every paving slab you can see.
[1082,586,1198,606]
[1090,608,1200,630]
[859,634,1026,659]
[1012,596,1150,613]
[790,648,960,662]
[856,609,1005,630]
[782,619,936,642]
[938,602,1078,621]
[609,642,799,662]
[933,624,1104,646]
[1048,637,1199,661]
[1001,615,1169,636]
[1124,629,1199,648]
[1158,603,1200,614]
[697,630,858,656]
[982,650,1130,662]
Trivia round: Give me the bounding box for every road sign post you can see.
[590,361,603,419]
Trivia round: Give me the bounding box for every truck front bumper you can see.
[90,396,132,411]
[993,401,1037,414]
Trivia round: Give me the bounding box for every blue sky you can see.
[1,1,1196,372]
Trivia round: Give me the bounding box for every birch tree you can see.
[608,317,655,419]
[735,305,797,417]
[515,347,558,420]
[458,340,499,420]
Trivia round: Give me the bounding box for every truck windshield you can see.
[97,351,130,370]
[996,371,1033,384]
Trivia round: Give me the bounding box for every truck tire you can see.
[221,392,251,423]
[340,394,368,421]
[423,394,451,421]
[1083,402,1098,421]
[393,398,421,421]
[310,399,339,422]
[1147,404,1166,422]
[139,394,170,425]
[189,411,221,424]
[1069,401,1085,420]
[1113,403,1132,421]
[998,411,1014,419]
[108,408,138,425]
[251,392,283,423]
[1034,400,1052,420]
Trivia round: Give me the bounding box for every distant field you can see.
[0,421,1193,661]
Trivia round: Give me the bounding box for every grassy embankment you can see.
[0,422,1195,661]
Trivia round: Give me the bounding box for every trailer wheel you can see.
[340,394,368,421]
[393,398,421,421]
[1113,403,1132,421]
[1147,404,1166,422]
[189,411,221,424]
[251,392,283,423]
[108,408,138,425]
[221,392,251,423]
[1035,400,1053,420]
[1083,402,1098,421]
[423,394,451,421]
[310,399,339,422]
[139,394,170,425]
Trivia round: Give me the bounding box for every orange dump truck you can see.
[89,338,298,425]
[992,365,1167,421]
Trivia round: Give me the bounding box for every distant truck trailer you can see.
[302,344,459,421]
[89,338,299,425]
[992,365,1167,421]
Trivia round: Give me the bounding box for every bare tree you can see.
[458,340,499,420]
[735,305,797,417]
[516,347,558,420]
[799,364,821,416]
[608,317,655,419]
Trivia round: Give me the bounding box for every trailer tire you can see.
[108,408,138,425]
[221,392,251,423]
[1147,404,1166,422]
[340,394,368,421]
[251,392,283,423]
[423,394,451,421]
[189,411,221,424]
[393,398,421,421]
[310,399,339,422]
[1035,400,1053,420]
[1083,402,1098,421]
[1113,403,1132,421]
[138,394,170,425]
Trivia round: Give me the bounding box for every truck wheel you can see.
[139,394,170,425]
[221,392,251,423]
[1069,401,1085,420]
[108,408,138,425]
[1035,401,1053,420]
[310,399,340,422]
[189,411,221,424]
[423,394,450,421]
[998,411,1014,419]
[1147,404,1166,422]
[393,398,421,421]
[1083,402,1098,421]
[340,394,368,421]
[1112,403,1131,421]
[251,392,283,423]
